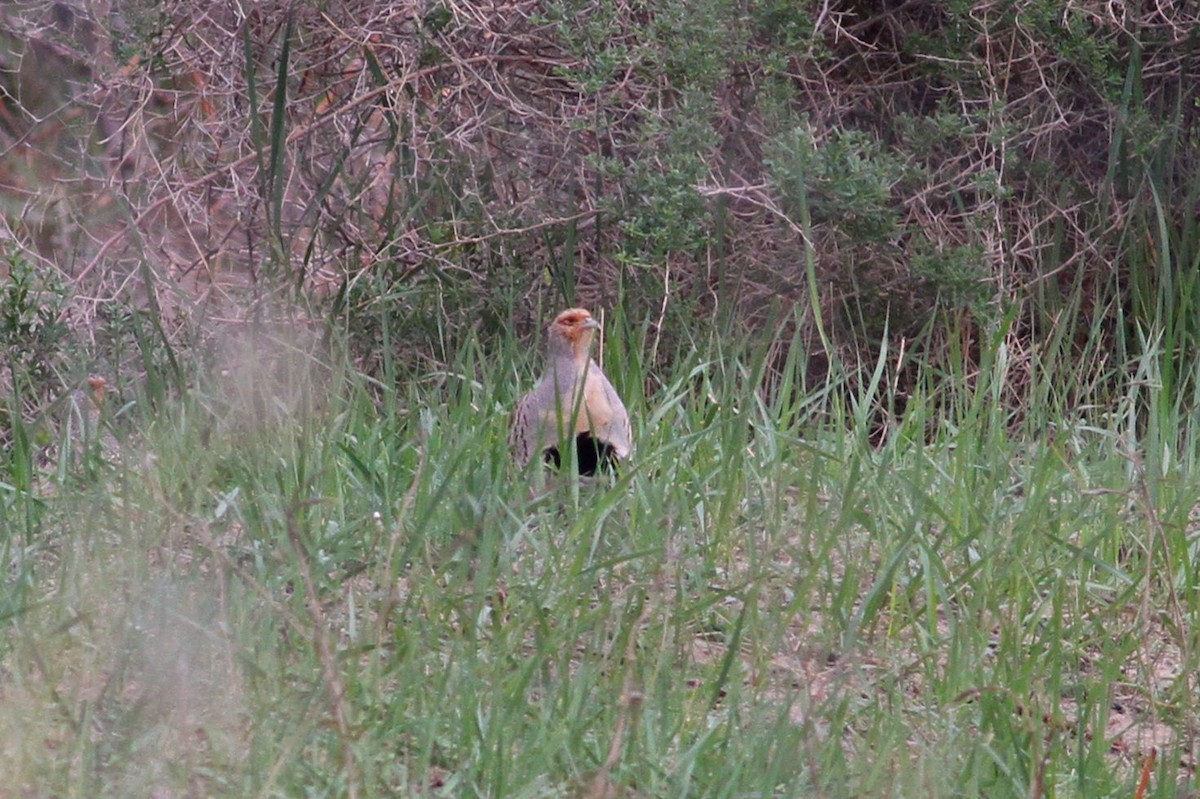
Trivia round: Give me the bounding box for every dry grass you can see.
[1,1,1196,383]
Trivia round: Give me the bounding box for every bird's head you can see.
[548,308,600,360]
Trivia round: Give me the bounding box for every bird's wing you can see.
[509,388,539,465]
[512,376,578,463]
[583,361,632,459]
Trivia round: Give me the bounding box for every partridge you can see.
[510,308,632,475]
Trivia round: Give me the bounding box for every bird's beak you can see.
[582,318,601,331]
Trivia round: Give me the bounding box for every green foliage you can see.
[895,108,975,162]
[611,103,716,255]
[2,318,1197,796]
[647,0,742,91]
[1,2,1200,790]
[909,241,991,315]
[766,124,904,242]
[752,0,820,51]
[0,252,71,391]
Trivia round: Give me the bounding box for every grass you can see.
[2,1,1197,794]
[0,313,1197,799]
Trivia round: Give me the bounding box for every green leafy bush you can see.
[0,251,71,392]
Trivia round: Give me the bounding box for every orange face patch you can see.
[550,308,599,343]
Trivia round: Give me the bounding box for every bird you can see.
[510,308,632,476]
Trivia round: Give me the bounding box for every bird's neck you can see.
[549,338,593,370]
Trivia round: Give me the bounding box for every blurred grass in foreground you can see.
[1,308,1196,799]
